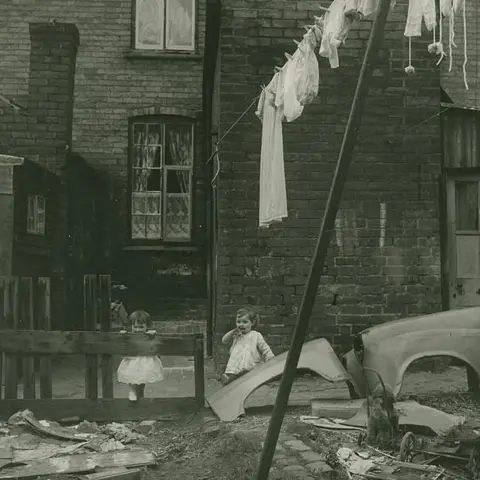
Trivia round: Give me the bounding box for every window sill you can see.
[123,245,199,252]
[124,49,203,61]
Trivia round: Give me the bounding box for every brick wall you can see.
[0,1,209,326]
[215,0,442,365]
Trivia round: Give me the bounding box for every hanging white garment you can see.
[404,0,436,37]
[319,0,353,69]
[256,73,288,228]
[440,0,452,16]
[358,0,379,17]
[294,30,320,107]
[283,55,304,123]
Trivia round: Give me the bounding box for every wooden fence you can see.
[0,275,205,421]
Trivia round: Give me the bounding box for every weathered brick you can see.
[215,0,443,364]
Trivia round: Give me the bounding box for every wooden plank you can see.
[0,330,197,355]
[0,397,198,422]
[37,278,52,399]
[84,274,98,400]
[99,275,114,399]
[194,334,205,408]
[20,278,35,399]
[0,450,155,479]
[4,277,18,400]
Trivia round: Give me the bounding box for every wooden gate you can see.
[0,275,205,421]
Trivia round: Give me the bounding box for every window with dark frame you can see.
[134,0,196,51]
[130,119,194,242]
[27,195,46,235]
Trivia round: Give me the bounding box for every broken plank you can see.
[85,467,141,480]
[0,330,197,356]
[0,397,199,422]
[0,450,155,479]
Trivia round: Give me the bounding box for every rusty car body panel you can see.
[343,307,480,398]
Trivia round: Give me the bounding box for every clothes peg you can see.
[304,25,313,32]
[274,66,282,72]
[284,52,292,61]
[293,39,300,46]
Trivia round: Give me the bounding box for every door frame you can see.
[445,173,480,309]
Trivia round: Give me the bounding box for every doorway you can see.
[446,174,480,308]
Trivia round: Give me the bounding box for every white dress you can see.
[117,355,164,384]
[225,331,275,376]
[256,72,288,228]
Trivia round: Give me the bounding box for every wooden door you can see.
[447,175,480,308]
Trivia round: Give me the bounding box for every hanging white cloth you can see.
[283,54,304,123]
[256,73,288,228]
[294,30,320,107]
[358,0,379,17]
[404,0,436,37]
[319,0,354,68]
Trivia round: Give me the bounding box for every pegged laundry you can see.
[256,0,470,229]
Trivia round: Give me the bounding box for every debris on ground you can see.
[310,399,466,435]
[0,411,156,479]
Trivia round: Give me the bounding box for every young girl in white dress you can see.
[118,310,164,401]
[220,307,275,386]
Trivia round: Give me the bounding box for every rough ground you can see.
[137,364,476,480]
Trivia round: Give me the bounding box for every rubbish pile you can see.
[302,398,480,479]
[0,410,156,479]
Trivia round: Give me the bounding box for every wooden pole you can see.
[255,2,392,478]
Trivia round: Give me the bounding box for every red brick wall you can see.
[215,0,442,364]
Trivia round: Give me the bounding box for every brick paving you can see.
[267,435,334,480]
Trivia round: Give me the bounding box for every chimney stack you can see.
[27,22,79,173]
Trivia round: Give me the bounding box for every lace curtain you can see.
[166,127,192,239]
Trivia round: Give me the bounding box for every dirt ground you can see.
[7,358,477,479]
[125,364,478,480]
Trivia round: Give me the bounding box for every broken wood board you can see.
[0,397,198,422]
[0,330,196,356]
[22,410,88,441]
[0,448,12,469]
[85,467,141,480]
[0,449,155,479]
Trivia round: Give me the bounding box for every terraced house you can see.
[0,0,479,366]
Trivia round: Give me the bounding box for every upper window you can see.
[27,195,45,236]
[134,0,196,51]
[130,118,194,242]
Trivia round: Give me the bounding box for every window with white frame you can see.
[27,195,46,235]
[134,0,196,51]
[130,119,194,242]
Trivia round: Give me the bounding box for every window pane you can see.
[132,193,147,214]
[146,216,162,239]
[166,0,195,50]
[136,0,165,49]
[456,181,479,230]
[133,124,147,145]
[165,124,193,166]
[165,194,190,240]
[147,145,161,168]
[132,215,146,239]
[165,169,191,240]
[147,123,162,145]
[146,192,161,214]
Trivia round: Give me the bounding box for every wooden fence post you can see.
[84,275,98,399]
[20,277,35,399]
[38,277,52,399]
[4,277,18,399]
[99,275,114,399]
[194,334,205,409]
